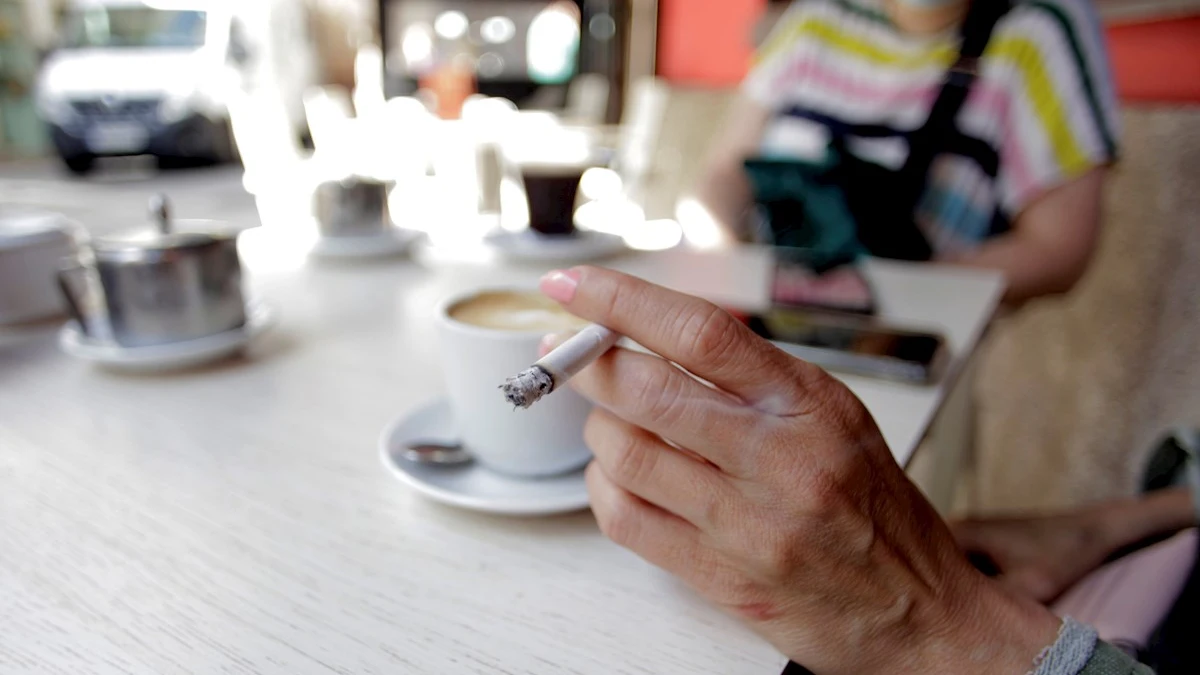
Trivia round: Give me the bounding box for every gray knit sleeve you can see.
[1077,641,1156,675]
[1032,618,1155,675]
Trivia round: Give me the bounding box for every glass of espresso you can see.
[437,289,593,477]
[517,162,590,237]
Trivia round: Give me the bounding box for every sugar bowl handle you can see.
[56,257,93,336]
[149,193,172,234]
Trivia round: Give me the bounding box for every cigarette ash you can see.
[500,365,554,409]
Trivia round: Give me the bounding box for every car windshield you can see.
[62,7,207,49]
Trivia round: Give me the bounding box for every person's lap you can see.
[1052,529,1197,655]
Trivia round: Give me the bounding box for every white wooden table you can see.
[0,239,1002,674]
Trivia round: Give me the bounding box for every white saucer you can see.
[378,398,591,516]
[58,303,276,372]
[310,228,423,260]
[484,229,626,264]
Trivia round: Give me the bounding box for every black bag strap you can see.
[896,0,1013,204]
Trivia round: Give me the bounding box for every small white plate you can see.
[58,303,276,373]
[310,228,423,260]
[484,229,626,264]
[378,398,591,516]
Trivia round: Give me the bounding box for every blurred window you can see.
[388,1,580,83]
[527,2,579,83]
[62,8,207,49]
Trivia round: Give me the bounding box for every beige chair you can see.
[969,105,1200,512]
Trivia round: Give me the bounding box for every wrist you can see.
[916,574,1062,675]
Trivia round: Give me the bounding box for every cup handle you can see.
[56,257,92,336]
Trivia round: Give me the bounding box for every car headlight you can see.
[158,90,197,124]
[35,91,76,126]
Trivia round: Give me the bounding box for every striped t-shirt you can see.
[745,0,1120,254]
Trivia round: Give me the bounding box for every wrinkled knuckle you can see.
[799,469,847,519]
[597,492,642,548]
[729,598,785,624]
[679,303,741,364]
[733,512,803,581]
[694,483,727,530]
[606,430,655,488]
[777,360,837,417]
[582,411,608,453]
[809,371,871,428]
[785,355,825,385]
[630,364,683,425]
[723,575,765,606]
[602,272,647,323]
[748,533,803,583]
[719,579,779,622]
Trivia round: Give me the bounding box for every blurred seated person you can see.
[697,0,1119,303]
[954,491,1196,605]
[953,430,1200,669]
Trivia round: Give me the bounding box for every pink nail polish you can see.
[539,268,581,303]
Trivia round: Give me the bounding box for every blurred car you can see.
[34,0,316,174]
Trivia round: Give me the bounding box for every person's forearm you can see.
[1080,641,1156,675]
[1097,487,1196,554]
[947,234,1087,304]
[929,578,1063,675]
[1032,619,1155,675]
[691,96,771,247]
[950,169,1104,304]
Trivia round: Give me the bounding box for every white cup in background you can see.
[436,289,593,478]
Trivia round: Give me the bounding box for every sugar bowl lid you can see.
[0,207,75,251]
[92,195,235,257]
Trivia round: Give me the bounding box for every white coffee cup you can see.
[436,288,593,478]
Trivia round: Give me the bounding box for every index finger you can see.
[539,266,829,414]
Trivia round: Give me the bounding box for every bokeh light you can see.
[675,197,727,249]
[434,11,469,40]
[481,16,517,44]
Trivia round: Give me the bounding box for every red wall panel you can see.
[656,2,1200,103]
[1107,16,1200,103]
[657,0,766,86]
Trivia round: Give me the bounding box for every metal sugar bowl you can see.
[58,195,247,348]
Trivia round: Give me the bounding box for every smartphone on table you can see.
[731,306,948,385]
[770,246,875,315]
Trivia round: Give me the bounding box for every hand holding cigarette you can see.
[501,323,621,409]
[517,266,1064,674]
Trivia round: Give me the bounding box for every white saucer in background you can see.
[310,227,423,260]
[58,303,277,373]
[483,229,626,264]
[378,398,591,516]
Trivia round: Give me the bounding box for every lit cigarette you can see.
[501,324,620,409]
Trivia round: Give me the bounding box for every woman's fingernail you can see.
[539,268,581,303]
